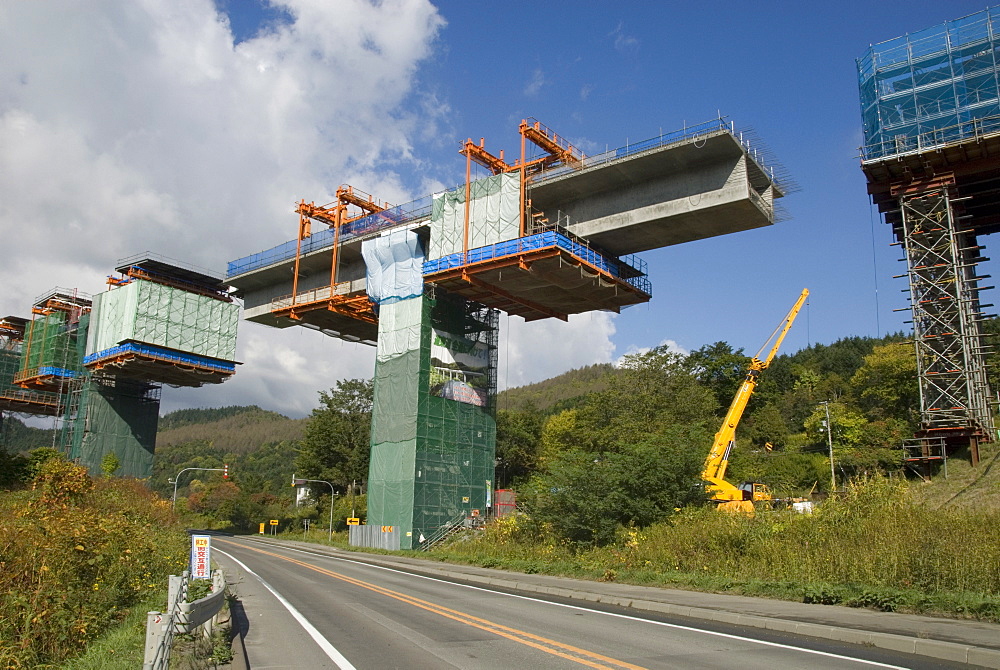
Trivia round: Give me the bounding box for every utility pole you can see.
[821,401,836,493]
[293,476,336,542]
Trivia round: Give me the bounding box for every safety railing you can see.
[229,118,785,279]
[419,512,468,551]
[227,195,433,278]
[13,365,80,383]
[143,569,227,670]
[269,279,368,312]
[530,116,784,191]
[861,114,1000,161]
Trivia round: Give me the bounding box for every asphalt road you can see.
[211,536,962,670]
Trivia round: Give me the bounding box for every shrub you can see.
[0,462,189,667]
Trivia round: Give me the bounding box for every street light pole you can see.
[172,466,227,509]
[293,478,336,542]
[821,401,836,493]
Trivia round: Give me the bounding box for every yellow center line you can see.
[219,538,648,670]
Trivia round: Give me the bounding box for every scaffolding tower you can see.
[859,7,1000,462]
[0,315,63,418]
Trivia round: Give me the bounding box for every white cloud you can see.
[609,22,639,52]
[523,68,546,96]
[0,0,443,417]
[161,326,376,417]
[0,0,628,419]
[498,311,616,389]
[613,338,689,367]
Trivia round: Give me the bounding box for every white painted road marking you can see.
[264,541,910,669]
[215,548,358,670]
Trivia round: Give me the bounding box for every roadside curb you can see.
[256,539,1000,668]
[230,628,249,670]
[423,567,1000,669]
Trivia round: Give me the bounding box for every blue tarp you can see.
[422,231,651,295]
[84,342,236,373]
[36,366,79,379]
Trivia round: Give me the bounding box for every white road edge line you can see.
[259,541,909,669]
[215,548,358,670]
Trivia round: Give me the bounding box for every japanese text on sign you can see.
[190,534,211,579]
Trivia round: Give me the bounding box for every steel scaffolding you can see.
[898,188,993,462]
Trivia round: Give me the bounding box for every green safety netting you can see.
[0,344,62,413]
[367,290,498,549]
[18,312,87,378]
[66,376,160,479]
[87,279,239,361]
[429,172,520,260]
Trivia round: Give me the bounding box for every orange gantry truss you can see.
[266,119,643,339]
[278,185,391,339]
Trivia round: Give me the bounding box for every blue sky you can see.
[1,1,993,417]
[221,0,991,360]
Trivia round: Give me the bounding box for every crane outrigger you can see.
[702,288,809,513]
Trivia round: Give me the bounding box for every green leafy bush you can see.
[0,458,188,667]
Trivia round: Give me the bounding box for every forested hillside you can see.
[498,363,616,411]
[155,405,305,453]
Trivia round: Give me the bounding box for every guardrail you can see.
[143,569,227,670]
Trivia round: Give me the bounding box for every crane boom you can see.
[702,289,809,506]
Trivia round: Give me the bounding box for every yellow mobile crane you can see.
[702,289,809,513]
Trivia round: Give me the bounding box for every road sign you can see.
[190,535,211,579]
[381,525,393,533]
[346,517,360,525]
[269,519,279,526]
[258,523,265,534]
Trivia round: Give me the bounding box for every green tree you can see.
[850,343,918,424]
[685,341,750,410]
[495,408,543,488]
[295,379,373,492]
[804,403,903,485]
[538,409,579,466]
[575,346,717,453]
[100,451,120,478]
[528,427,708,547]
[742,402,790,450]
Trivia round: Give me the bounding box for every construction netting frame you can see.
[19,311,87,380]
[366,287,498,549]
[429,172,520,260]
[87,279,239,362]
[0,344,62,418]
[858,6,1000,159]
[65,375,161,478]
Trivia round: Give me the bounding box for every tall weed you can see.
[0,459,189,668]
[439,476,1000,618]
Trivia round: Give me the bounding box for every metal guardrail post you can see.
[142,611,167,670]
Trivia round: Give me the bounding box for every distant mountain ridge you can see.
[156,405,306,455]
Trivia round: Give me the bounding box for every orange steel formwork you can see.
[279,185,390,329]
[0,315,64,416]
[14,290,91,392]
[423,241,650,322]
[269,119,636,335]
[270,283,377,327]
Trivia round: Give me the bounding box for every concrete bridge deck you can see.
[227,120,785,342]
